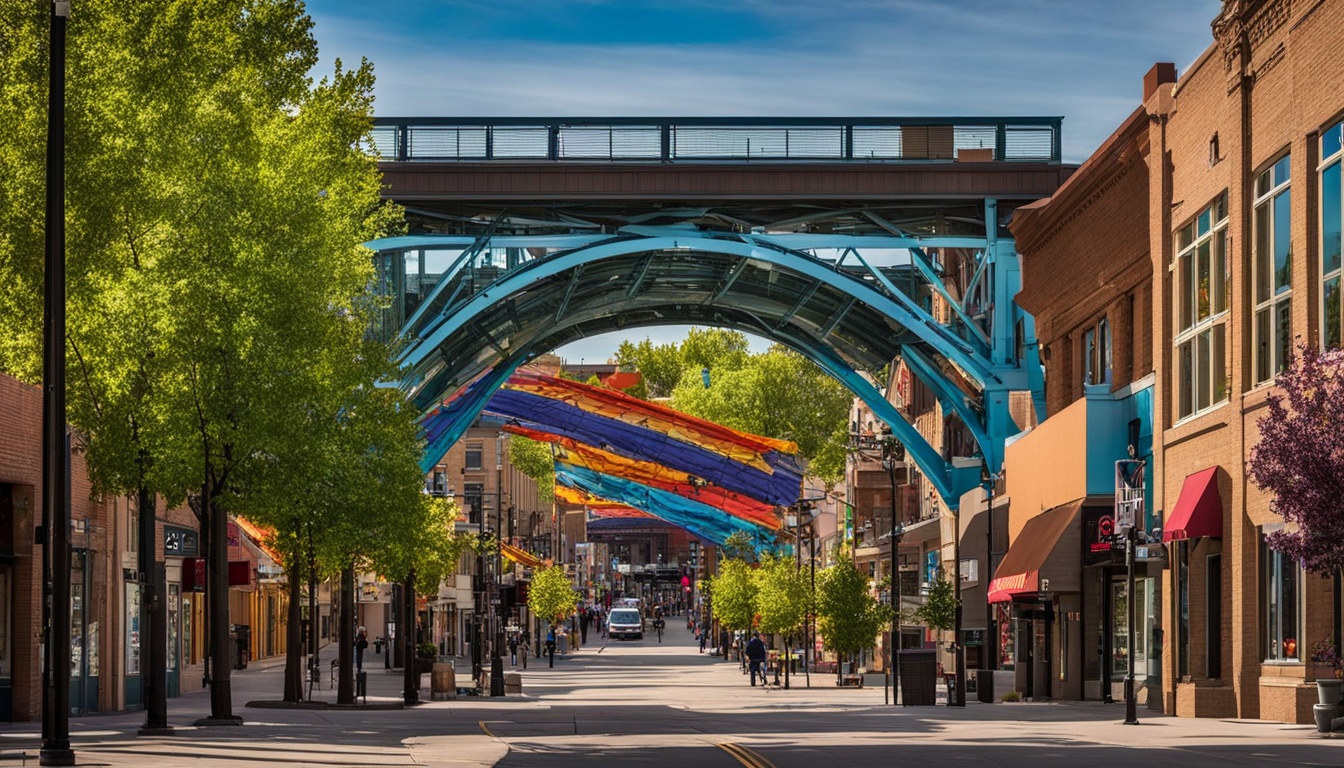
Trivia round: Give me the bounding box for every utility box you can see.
[898,650,937,706]
[977,669,995,703]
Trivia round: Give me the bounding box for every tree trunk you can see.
[206,482,235,721]
[283,549,303,702]
[402,571,418,705]
[307,539,318,703]
[137,484,170,732]
[337,565,355,705]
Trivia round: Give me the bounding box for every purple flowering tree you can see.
[1247,345,1344,576]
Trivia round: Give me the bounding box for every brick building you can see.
[1141,0,1344,724]
[1002,92,1158,703]
[999,0,1344,723]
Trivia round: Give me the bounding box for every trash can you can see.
[230,624,250,670]
[977,669,994,703]
[356,671,368,699]
[898,650,937,706]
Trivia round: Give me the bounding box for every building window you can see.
[1262,536,1301,662]
[1084,317,1112,386]
[1174,194,1230,420]
[465,445,483,471]
[1253,155,1292,384]
[1321,120,1344,348]
[1206,553,1222,678]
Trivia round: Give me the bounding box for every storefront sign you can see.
[163,525,199,557]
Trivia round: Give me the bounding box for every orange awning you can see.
[501,542,546,569]
[1163,467,1223,541]
[988,498,1084,603]
[987,571,1038,603]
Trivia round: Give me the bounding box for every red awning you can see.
[987,570,1039,603]
[1163,467,1223,541]
[987,498,1085,603]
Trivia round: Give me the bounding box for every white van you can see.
[607,607,644,640]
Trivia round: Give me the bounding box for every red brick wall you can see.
[0,373,114,720]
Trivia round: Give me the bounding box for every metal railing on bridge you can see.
[371,116,1062,164]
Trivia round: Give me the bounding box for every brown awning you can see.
[989,498,1084,602]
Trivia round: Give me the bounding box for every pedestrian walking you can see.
[354,627,369,672]
[699,619,709,653]
[545,625,557,668]
[745,632,768,687]
[508,634,519,667]
[579,607,591,644]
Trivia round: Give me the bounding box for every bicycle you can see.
[654,617,665,643]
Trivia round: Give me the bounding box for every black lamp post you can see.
[41,2,74,764]
[848,423,905,707]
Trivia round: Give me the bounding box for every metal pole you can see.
[490,495,505,696]
[986,482,996,672]
[41,2,74,763]
[953,505,966,707]
[889,458,900,707]
[1124,524,1139,724]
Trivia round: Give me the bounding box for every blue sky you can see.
[307,0,1223,361]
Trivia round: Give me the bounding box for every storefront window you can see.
[0,570,10,679]
[996,603,1014,669]
[71,581,84,678]
[125,581,141,676]
[1111,578,1152,678]
[167,583,181,670]
[1263,537,1301,661]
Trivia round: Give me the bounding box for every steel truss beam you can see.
[375,213,1035,508]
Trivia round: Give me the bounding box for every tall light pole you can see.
[42,2,74,764]
[848,424,905,707]
[1117,457,1145,725]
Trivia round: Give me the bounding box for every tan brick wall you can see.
[1147,0,1344,724]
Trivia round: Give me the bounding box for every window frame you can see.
[1174,194,1230,421]
[465,444,484,472]
[1320,120,1344,349]
[1261,535,1302,663]
[1252,154,1292,385]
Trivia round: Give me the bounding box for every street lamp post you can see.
[848,424,905,708]
[42,2,75,764]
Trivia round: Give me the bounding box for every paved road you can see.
[2,622,1339,766]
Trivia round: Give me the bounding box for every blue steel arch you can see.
[372,210,1043,510]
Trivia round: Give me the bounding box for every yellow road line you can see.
[478,720,496,738]
[718,742,776,768]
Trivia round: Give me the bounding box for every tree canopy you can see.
[615,328,851,485]
[508,435,555,504]
[1248,345,1344,575]
[710,558,758,633]
[815,553,891,660]
[528,564,579,624]
[752,552,809,639]
[915,574,957,633]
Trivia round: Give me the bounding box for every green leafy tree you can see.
[710,558,758,634]
[816,553,892,680]
[753,552,810,686]
[0,0,403,720]
[614,338,683,399]
[721,531,760,564]
[671,346,851,485]
[529,564,579,625]
[915,574,959,635]
[507,434,555,504]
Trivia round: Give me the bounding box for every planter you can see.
[416,656,437,675]
[1316,678,1343,706]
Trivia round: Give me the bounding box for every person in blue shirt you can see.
[745,632,768,687]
